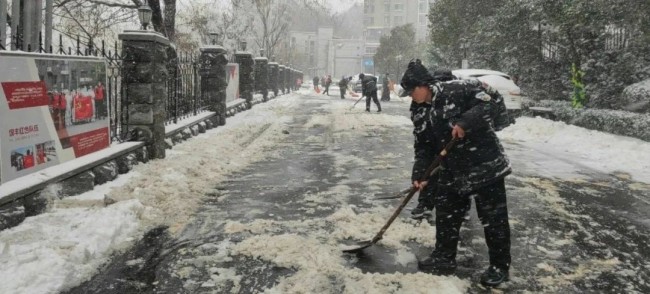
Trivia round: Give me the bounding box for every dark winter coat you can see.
[338,78,349,88]
[313,77,319,86]
[361,75,378,96]
[428,79,511,195]
[410,102,440,182]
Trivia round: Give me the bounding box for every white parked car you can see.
[350,73,383,93]
[451,69,523,111]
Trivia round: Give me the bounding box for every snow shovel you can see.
[374,187,411,200]
[350,95,365,110]
[342,138,458,253]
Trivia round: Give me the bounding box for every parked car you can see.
[350,73,382,93]
[451,69,523,111]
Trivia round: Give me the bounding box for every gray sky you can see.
[176,0,361,12]
[328,0,362,13]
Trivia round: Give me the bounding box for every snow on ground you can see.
[173,99,469,293]
[498,116,650,184]
[2,93,649,293]
[0,94,304,294]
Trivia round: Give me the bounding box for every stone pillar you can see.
[268,62,279,98]
[299,71,304,89]
[199,45,228,126]
[119,30,170,159]
[285,67,291,93]
[278,65,286,95]
[288,68,294,92]
[254,57,269,101]
[234,51,255,108]
[286,66,291,93]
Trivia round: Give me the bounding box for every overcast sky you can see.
[328,0,363,13]
[176,0,361,13]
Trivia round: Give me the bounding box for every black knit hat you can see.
[399,59,435,97]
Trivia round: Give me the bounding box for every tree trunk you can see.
[148,0,164,37]
[163,0,175,42]
[0,0,7,49]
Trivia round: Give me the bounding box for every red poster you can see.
[1,81,48,109]
[73,95,94,122]
[68,127,110,157]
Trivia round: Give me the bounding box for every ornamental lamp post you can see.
[460,38,469,69]
[209,32,220,45]
[138,1,153,31]
[240,41,247,51]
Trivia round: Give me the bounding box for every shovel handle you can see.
[369,138,457,243]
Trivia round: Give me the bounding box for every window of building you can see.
[384,15,390,25]
[394,15,403,25]
[366,28,384,42]
[419,0,427,11]
[394,3,403,11]
[419,14,427,25]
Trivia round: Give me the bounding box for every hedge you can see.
[522,100,650,142]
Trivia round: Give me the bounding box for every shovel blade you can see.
[341,240,374,253]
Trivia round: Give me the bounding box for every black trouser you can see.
[433,177,511,270]
[340,88,346,99]
[323,85,330,95]
[365,91,381,111]
[96,99,106,119]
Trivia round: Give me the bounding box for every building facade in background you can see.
[362,0,433,73]
[289,28,364,80]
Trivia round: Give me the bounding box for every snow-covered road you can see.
[1,91,649,293]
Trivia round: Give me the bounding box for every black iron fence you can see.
[166,51,208,124]
[1,33,128,143]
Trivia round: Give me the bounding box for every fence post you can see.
[278,65,286,95]
[234,51,255,109]
[199,45,228,126]
[119,30,170,159]
[254,56,269,101]
[268,62,279,98]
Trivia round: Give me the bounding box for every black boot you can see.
[417,254,457,274]
[411,202,432,219]
[480,265,509,287]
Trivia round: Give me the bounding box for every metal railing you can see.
[166,52,205,124]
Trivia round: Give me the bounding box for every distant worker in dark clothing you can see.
[338,76,350,99]
[381,73,391,101]
[359,73,381,112]
[400,59,513,288]
[312,76,320,93]
[323,75,332,95]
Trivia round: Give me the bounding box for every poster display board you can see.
[225,63,239,103]
[0,52,109,184]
